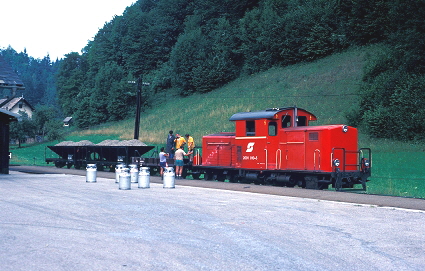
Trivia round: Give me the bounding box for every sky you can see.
[0,0,136,60]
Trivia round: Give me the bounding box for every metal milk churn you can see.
[119,167,131,190]
[163,167,175,188]
[86,164,97,183]
[115,163,125,183]
[129,164,139,183]
[138,167,150,189]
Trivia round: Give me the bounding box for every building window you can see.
[246,121,255,136]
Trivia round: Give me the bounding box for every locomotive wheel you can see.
[285,182,296,188]
[204,171,214,181]
[216,174,226,182]
[192,172,201,180]
[227,174,238,183]
[317,183,329,190]
[254,178,264,185]
[239,177,251,184]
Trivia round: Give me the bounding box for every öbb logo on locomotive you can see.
[246,142,255,152]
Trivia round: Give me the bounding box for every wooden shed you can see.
[0,109,19,174]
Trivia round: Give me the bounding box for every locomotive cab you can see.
[231,107,317,138]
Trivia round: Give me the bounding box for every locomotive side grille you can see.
[309,132,319,141]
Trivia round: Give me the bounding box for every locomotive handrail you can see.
[276,149,282,169]
[314,149,321,170]
[264,149,268,169]
[344,150,360,168]
[332,148,371,172]
[331,148,346,172]
[359,148,372,167]
[194,149,201,166]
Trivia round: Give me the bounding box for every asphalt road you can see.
[10,165,425,211]
[1,169,424,270]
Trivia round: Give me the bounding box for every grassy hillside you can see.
[11,46,425,198]
[74,46,368,143]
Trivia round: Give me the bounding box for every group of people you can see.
[159,130,195,179]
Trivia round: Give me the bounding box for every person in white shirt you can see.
[174,146,192,179]
[159,147,168,177]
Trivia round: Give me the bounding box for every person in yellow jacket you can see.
[185,134,195,161]
[174,134,186,149]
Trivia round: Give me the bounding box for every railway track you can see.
[9,165,425,211]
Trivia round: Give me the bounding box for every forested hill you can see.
[2,0,425,140]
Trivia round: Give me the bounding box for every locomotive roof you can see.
[229,107,316,121]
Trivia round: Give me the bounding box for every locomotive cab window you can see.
[246,121,255,136]
[269,122,277,136]
[282,115,291,128]
[297,116,307,126]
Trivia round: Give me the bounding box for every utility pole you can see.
[129,77,150,140]
[134,77,142,140]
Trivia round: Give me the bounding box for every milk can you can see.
[163,167,175,188]
[138,167,150,188]
[129,164,139,183]
[119,167,131,190]
[86,164,97,183]
[115,163,125,183]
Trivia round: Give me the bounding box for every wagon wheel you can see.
[54,161,65,168]
[89,151,101,161]
[149,166,160,176]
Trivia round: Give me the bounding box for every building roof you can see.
[0,96,35,111]
[229,107,316,121]
[63,117,73,123]
[0,108,20,122]
[0,55,24,88]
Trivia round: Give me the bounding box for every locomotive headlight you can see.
[333,159,340,167]
[363,159,370,167]
[342,125,348,133]
[364,159,370,167]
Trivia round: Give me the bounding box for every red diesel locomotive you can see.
[190,106,371,190]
